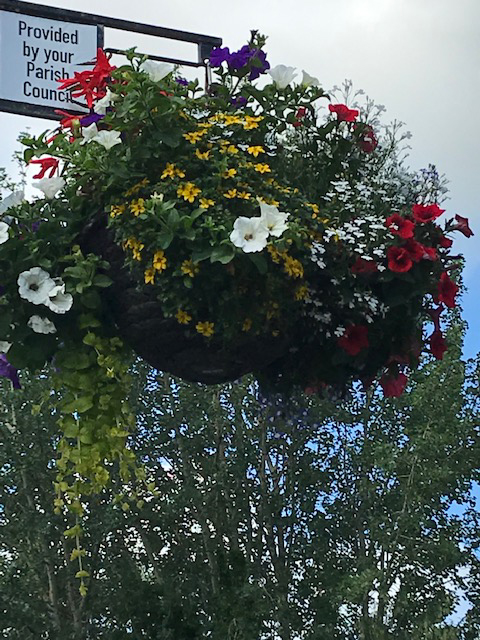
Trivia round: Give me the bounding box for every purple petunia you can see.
[209,46,231,67]
[0,354,21,389]
[231,96,248,107]
[81,112,105,127]
[249,49,270,80]
[227,45,253,70]
[175,76,189,87]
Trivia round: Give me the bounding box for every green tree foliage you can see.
[0,320,479,639]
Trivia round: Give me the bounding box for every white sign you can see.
[0,10,98,112]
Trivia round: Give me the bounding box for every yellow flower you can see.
[130,198,146,216]
[242,318,252,332]
[177,182,201,202]
[267,244,282,264]
[162,163,185,179]
[254,163,271,174]
[183,130,206,144]
[283,256,304,278]
[153,250,167,271]
[261,196,280,206]
[237,191,251,200]
[306,202,320,214]
[223,168,237,179]
[197,122,213,129]
[181,259,199,278]
[110,204,125,219]
[196,321,215,337]
[266,301,279,320]
[176,309,192,324]
[295,285,308,301]
[125,178,150,196]
[224,188,238,199]
[132,245,144,261]
[223,114,243,126]
[247,146,265,157]
[195,149,211,160]
[144,268,155,285]
[226,144,239,154]
[199,197,215,209]
[243,115,263,130]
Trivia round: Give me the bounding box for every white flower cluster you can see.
[80,123,122,150]
[322,214,387,269]
[230,201,289,253]
[17,267,74,334]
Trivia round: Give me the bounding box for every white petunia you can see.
[27,315,57,334]
[258,201,289,238]
[93,88,117,115]
[93,130,122,150]
[0,190,25,215]
[0,221,9,244]
[230,216,269,253]
[17,267,56,305]
[45,279,73,314]
[301,70,320,87]
[33,176,65,199]
[80,122,99,145]
[268,64,297,89]
[140,59,175,83]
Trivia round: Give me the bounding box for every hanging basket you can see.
[80,214,291,384]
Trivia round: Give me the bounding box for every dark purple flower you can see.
[0,354,21,389]
[228,45,253,70]
[209,46,231,67]
[175,76,189,87]
[231,96,248,107]
[249,49,270,80]
[81,112,104,127]
[31,220,42,233]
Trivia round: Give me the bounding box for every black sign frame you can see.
[0,0,222,120]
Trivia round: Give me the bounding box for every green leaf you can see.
[92,274,113,288]
[248,253,268,274]
[157,230,174,249]
[210,244,235,264]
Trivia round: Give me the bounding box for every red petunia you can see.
[29,157,59,179]
[351,257,378,275]
[412,203,445,224]
[385,213,415,239]
[437,272,458,308]
[337,325,369,356]
[430,330,448,360]
[380,371,408,397]
[453,214,474,238]
[293,106,307,128]
[328,103,359,122]
[438,234,453,249]
[387,246,413,272]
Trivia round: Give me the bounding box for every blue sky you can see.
[1,0,478,357]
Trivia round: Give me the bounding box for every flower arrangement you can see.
[0,34,472,512]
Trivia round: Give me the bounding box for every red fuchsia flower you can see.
[437,272,459,308]
[412,203,445,224]
[452,214,474,238]
[328,103,359,122]
[29,157,59,179]
[380,371,408,397]
[387,246,413,273]
[429,329,448,360]
[385,213,415,239]
[54,110,82,130]
[351,257,378,275]
[337,324,369,356]
[438,234,453,249]
[354,123,378,153]
[57,48,115,108]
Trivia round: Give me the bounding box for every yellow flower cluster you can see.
[284,255,304,278]
[223,168,237,179]
[199,197,215,209]
[124,237,144,261]
[295,285,308,301]
[183,129,208,144]
[195,149,211,160]
[247,146,264,157]
[177,182,201,202]
[125,178,150,196]
[153,250,167,271]
[176,309,192,324]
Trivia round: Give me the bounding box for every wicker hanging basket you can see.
[80,214,291,384]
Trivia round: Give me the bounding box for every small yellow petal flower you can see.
[144,268,155,285]
[226,144,239,154]
[177,182,201,203]
[242,318,252,332]
[237,191,251,200]
[130,198,146,216]
[224,188,238,199]
[196,321,215,337]
[283,256,304,278]
[199,197,215,209]
[181,259,199,277]
[153,250,167,271]
[223,168,237,179]
[176,309,192,324]
[254,163,271,174]
[247,146,265,157]
[110,204,125,218]
[195,149,211,160]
